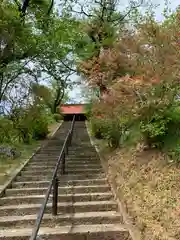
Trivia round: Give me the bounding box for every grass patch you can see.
[0,141,41,185]
[0,122,61,186]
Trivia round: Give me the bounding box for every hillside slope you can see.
[95,140,180,240]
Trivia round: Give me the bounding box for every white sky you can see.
[58,0,179,103]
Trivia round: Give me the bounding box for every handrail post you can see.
[69,132,72,145]
[65,139,68,155]
[61,151,65,175]
[52,177,58,216]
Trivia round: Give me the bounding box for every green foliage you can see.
[85,102,93,119]
[0,117,15,143]
[102,120,121,148]
[138,102,180,159]
[161,107,180,163]
[9,105,51,143]
[140,115,168,148]
[32,115,49,140]
[53,113,62,122]
[90,117,121,148]
[90,117,105,139]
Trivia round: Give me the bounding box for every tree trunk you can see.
[51,87,65,114]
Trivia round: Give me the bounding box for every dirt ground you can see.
[96,140,180,240]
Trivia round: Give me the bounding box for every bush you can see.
[53,113,62,122]
[140,116,168,148]
[85,102,93,119]
[102,119,122,148]
[91,117,122,148]
[32,115,49,140]
[91,117,106,139]
[11,106,50,143]
[139,103,180,150]
[0,118,15,143]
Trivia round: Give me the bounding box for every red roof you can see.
[60,104,86,114]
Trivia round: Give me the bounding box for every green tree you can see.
[0,1,80,108]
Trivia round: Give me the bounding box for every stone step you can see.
[5,185,110,196]
[30,157,99,162]
[0,192,113,205]
[69,148,95,151]
[28,160,100,166]
[67,155,98,158]
[39,150,97,154]
[28,160,100,165]
[33,154,60,158]
[13,179,107,188]
[25,164,102,170]
[0,122,130,239]
[68,150,97,154]
[21,169,103,176]
[67,156,98,159]
[0,211,122,229]
[0,201,117,216]
[0,224,130,240]
[16,173,106,181]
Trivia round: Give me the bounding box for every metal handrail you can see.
[30,115,75,240]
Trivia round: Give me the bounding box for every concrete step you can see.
[67,156,99,159]
[33,155,60,159]
[25,164,101,170]
[29,157,99,162]
[65,160,100,164]
[68,150,97,154]
[0,201,118,216]
[13,179,107,188]
[0,122,130,239]
[67,156,98,159]
[40,150,97,154]
[69,148,95,151]
[28,160,101,165]
[5,185,110,196]
[0,192,113,205]
[0,211,122,229]
[0,224,130,240]
[25,160,102,169]
[28,160,101,166]
[21,169,103,176]
[16,173,106,181]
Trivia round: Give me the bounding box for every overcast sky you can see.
[66,0,179,103]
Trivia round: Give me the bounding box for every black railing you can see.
[30,116,75,240]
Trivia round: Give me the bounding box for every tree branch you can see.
[0,59,33,102]
[112,0,143,25]
[47,0,54,15]
[72,4,95,18]
[59,60,77,73]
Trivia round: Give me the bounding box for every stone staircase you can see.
[0,121,131,239]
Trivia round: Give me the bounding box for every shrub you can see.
[139,102,180,150]
[53,113,63,122]
[102,119,122,148]
[140,116,168,148]
[32,115,49,140]
[11,106,50,143]
[90,117,105,139]
[85,102,93,119]
[91,117,122,148]
[0,118,15,143]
